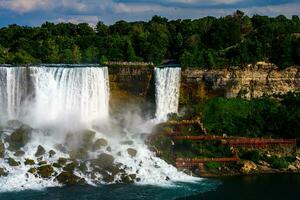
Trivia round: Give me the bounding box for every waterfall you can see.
[154,67,181,121]
[0,67,29,122]
[30,66,110,125]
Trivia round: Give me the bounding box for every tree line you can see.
[0,10,300,68]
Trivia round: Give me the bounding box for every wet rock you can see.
[63,162,78,172]
[0,167,8,177]
[35,145,46,157]
[120,140,133,145]
[7,157,19,166]
[37,165,54,178]
[0,141,5,158]
[106,146,112,152]
[7,125,32,151]
[49,150,56,157]
[70,147,88,160]
[90,153,114,169]
[24,159,35,165]
[240,160,257,174]
[81,130,96,150]
[39,161,47,165]
[120,174,134,184]
[14,150,25,157]
[127,148,137,157]
[56,172,85,185]
[58,157,68,166]
[52,163,62,168]
[93,138,108,150]
[28,167,36,174]
[78,162,88,173]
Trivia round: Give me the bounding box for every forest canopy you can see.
[0,10,300,68]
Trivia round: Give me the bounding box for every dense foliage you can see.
[189,93,300,138]
[0,11,299,68]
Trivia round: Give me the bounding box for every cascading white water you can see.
[154,67,181,121]
[30,66,110,125]
[0,65,199,192]
[0,67,28,122]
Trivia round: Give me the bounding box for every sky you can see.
[0,0,299,27]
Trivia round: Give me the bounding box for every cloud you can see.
[0,0,299,26]
[0,0,88,14]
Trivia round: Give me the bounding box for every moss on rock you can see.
[56,172,85,185]
[37,165,54,178]
[24,159,35,165]
[7,125,32,151]
[7,157,19,166]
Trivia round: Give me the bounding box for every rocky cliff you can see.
[108,63,300,113]
[108,66,155,114]
[181,63,300,104]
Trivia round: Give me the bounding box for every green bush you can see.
[271,158,289,169]
[205,162,223,169]
[239,150,261,163]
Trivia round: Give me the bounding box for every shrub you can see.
[205,162,223,169]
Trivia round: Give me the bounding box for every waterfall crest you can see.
[154,67,181,121]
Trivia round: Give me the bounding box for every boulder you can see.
[56,172,85,185]
[52,163,62,168]
[80,130,96,150]
[288,164,297,171]
[28,168,36,174]
[240,160,257,174]
[35,145,46,157]
[120,140,133,145]
[127,148,137,157]
[63,162,78,172]
[58,157,68,166]
[0,167,8,177]
[93,138,108,150]
[90,153,114,169]
[49,150,56,157]
[24,159,35,165]
[38,161,47,165]
[7,157,19,166]
[37,165,54,178]
[70,147,88,160]
[0,141,5,158]
[8,125,32,151]
[14,150,25,157]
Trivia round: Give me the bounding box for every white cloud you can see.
[0,0,88,13]
[56,15,99,25]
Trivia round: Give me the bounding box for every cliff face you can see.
[108,66,155,114]
[181,64,300,103]
[108,64,300,110]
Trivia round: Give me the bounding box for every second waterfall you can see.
[154,67,181,121]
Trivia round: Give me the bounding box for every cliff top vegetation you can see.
[0,10,299,69]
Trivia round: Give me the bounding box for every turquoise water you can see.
[1,174,300,200]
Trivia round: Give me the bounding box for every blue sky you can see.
[0,0,299,27]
